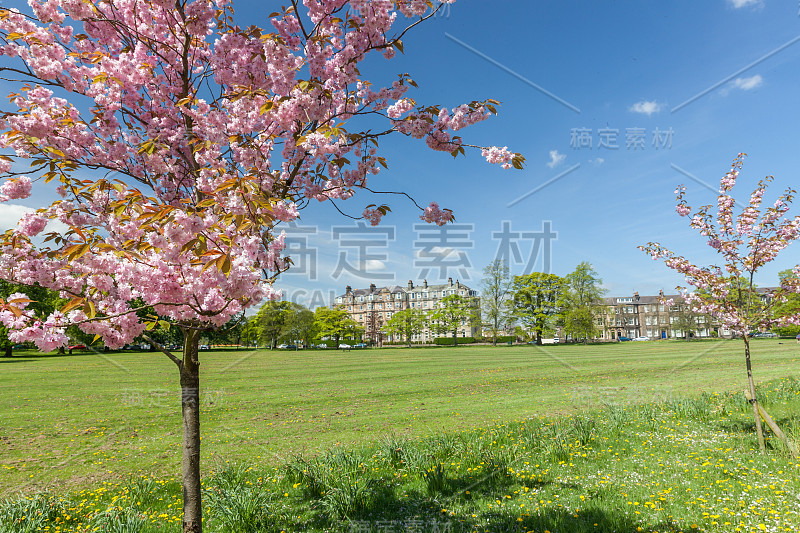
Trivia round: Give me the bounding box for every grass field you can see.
[1,339,800,532]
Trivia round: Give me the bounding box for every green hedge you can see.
[433,336,477,345]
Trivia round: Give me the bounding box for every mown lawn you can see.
[1,368,799,532]
[1,338,798,499]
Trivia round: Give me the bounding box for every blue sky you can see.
[2,0,799,308]
[262,0,800,306]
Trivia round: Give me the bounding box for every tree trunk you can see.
[181,329,202,533]
[453,330,458,346]
[2,345,11,357]
[743,336,765,453]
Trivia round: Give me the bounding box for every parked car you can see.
[277,344,289,349]
[314,344,328,349]
[285,344,298,350]
[338,343,351,350]
[199,344,210,350]
[752,332,778,338]
[69,344,87,351]
[353,343,367,348]
[633,336,650,341]
[618,336,632,341]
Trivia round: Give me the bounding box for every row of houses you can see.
[335,282,778,342]
[595,288,776,340]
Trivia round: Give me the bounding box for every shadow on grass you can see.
[0,351,100,362]
[333,505,689,532]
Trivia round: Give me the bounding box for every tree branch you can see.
[142,333,182,367]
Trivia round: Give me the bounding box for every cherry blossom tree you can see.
[641,154,800,453]
[0,1,523,530]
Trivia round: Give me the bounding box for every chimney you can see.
[346,285,352,295]
[408,280,414,290]
[659,289,664,298]
[369,283,376,293]
[633,291,639,301]
[423,279,428,288]
[456,279,460,288]
[448,277,453,286]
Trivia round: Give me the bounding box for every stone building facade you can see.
[335,278,479,344]
[594,288,778,340]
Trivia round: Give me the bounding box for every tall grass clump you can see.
[0,493,66,533]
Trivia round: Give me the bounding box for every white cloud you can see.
[732,74,763,91]
[589,158,605,166]
[720,74,763,96]
[629,100,663,116]
[416,246,456,259]
[362,259,386,271]
[0,203,32,232]
[727,0,762,8]
[547,149,565,169]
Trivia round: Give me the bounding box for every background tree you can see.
[428,294,478,346]
[561,262,605,343]
[239,316,260,348]
[202,315,245,347]
[512,273,565,345]
[280,303,315,348]
[383,308,427,347]
[480,260,513,346]
[256,301,291,349]
[0,1,522,530]
[642,154,800,453]
[313,307,361,348]
[773,270,800,337]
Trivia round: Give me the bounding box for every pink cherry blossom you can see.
[17,212,48,236]
[420,202,454,226]
[0,176,32,201]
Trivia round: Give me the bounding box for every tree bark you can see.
[180,329,202,533]
[744,335,765,453]
[2,345,11,358]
